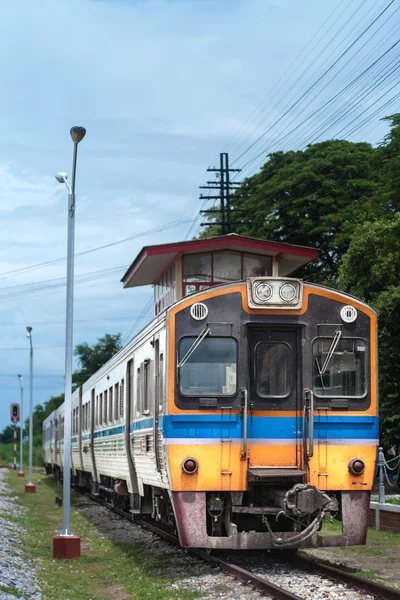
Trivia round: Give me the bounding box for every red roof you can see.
[121,234,317,288]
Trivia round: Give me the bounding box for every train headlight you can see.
[247,278,303,309]
[182,458,199,474]
[348,458,365,475]
[255,282,273,302]
[279,283,297,302]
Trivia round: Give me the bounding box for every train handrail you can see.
[303,388,314,460]
[241,387,248,460]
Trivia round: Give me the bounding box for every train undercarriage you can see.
[47,465,370,550]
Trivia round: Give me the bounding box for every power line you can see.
[230,0,395,168]
[0,216,200,282]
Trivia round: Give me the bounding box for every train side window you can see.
[109,387,113,423]
[143,359,150,414]
[99,393,103,425]
[114,383,119,420]
[95,395,98,426]
[255,342,290,398]
[313,337,367,398]
[136,367,141,417]
[104,389,108,425]
[119,379,124,419]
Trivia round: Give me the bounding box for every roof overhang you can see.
[121,234,318,288]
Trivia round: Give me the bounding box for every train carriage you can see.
[43,234,378,550]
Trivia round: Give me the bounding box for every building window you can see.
[183,253,212,282]
[213,251,241,282]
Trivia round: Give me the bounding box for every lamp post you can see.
[53,126,86,560]
[25,327,36,493]
[17,375,24,478]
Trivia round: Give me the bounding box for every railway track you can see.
[85,492,400,600]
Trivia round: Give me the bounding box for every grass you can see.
[0,442,43,468]
[3,472,200,600]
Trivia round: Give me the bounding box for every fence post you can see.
[378,447,385,505]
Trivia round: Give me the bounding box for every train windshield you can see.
[179,337,237,396]
[313,337,367,397]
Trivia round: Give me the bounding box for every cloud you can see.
[0,0,393,430]
[0,165,61,213]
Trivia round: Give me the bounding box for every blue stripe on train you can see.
[159,415,379,441]
[83,415,379,441]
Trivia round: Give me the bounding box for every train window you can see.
[114,383,119,420]
[109,387,113,422]
[313,337,367,398]
[136,367,141,416]
[143,359,150,414]
[99,393,103,425]
[179,337,237,396]
[104,389,108,424]
[95,395,98,426]
[255,342,290,398]
[119,380,124,419]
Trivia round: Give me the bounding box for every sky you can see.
[0,0,398,432]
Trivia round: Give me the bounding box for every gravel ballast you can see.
[0,469,42,600]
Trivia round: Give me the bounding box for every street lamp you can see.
[53,126,86,560]
[17,375,24,478]
[25,327,35,493]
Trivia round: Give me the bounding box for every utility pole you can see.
[200,152,245,235]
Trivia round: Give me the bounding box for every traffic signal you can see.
[10,403,20,422]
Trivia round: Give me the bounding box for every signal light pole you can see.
[53,125,86,560]
[18,375,24,478]
[25,327,36,493]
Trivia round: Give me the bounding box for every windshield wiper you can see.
[177,327,211,368]
[320,329,342,374]
[315,356,326,390]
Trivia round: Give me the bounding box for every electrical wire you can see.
[231,0,395,169]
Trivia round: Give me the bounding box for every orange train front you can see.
[43,234,378,550]
[166,277,378,548]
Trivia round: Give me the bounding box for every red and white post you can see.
[10,404,20,472]
[13,421,17,470]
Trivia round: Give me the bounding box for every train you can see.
[43,237,378,550]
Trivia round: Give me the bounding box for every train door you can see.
[154,339,161,472]
[78,386,84,471]
[247,329,301,469]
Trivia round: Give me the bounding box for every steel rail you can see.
[85,492,400,600]
[86,493,301,599]
[293,556,400,600]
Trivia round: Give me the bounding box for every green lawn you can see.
[4,472,200,600]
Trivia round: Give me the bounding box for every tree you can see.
[339,216,400,452]
[202,139,380,284]
[73,333,122,388]
[375,113,400,213]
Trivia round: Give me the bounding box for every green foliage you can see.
[339,216,400,452]
[73,333,122,388]
[202,139,380,284]
[0,333,122,465]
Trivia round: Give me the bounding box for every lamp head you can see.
[18,374,22,380]
[26,326,32,338]
[55,172,68,184]
[70,126,86,144]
